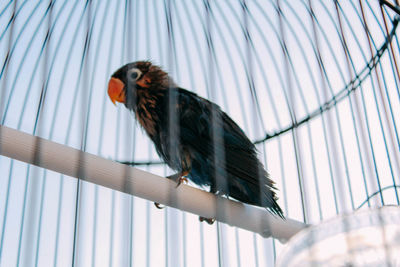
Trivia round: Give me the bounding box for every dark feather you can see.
[111,62,284,218]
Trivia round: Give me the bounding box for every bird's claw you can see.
[199,216,215,225]
[176,176,188,188]
[167,172,189,187]
[154,202,165,209]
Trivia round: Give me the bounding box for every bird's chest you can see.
[135,93,181,136]
[135,100,160,138]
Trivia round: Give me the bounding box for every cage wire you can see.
[0,0,399,266]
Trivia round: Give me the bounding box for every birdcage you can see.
[0,1,399,266]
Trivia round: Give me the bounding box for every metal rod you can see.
[0,125,307,242]
[380,0,400,15]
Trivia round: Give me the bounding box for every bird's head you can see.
[107,61,173,109]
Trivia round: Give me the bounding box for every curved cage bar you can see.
[0,1,399,266]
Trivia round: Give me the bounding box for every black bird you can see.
[108,61,284,222]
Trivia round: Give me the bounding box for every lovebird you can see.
[108,61,283,223]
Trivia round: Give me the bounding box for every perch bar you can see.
[0,125,307,242]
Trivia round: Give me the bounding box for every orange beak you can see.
[108,77,126,105]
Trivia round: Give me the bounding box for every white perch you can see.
[0,125,307,242]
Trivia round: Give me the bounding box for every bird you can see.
[107,61,284,223]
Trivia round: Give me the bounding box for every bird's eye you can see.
[127,68,142,81]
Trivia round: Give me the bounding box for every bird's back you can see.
[143,88,283,217]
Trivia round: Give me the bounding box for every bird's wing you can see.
[176,88,282,216]
[176,88,273,189]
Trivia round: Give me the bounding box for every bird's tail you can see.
[262,176,285,219]
[266,196,285,219]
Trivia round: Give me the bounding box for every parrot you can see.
[107,61,284,223]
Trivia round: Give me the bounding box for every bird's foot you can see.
[199,216,215,225]
[176,176,188,187]
[154,202,165,209]
[167,171,189,188]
